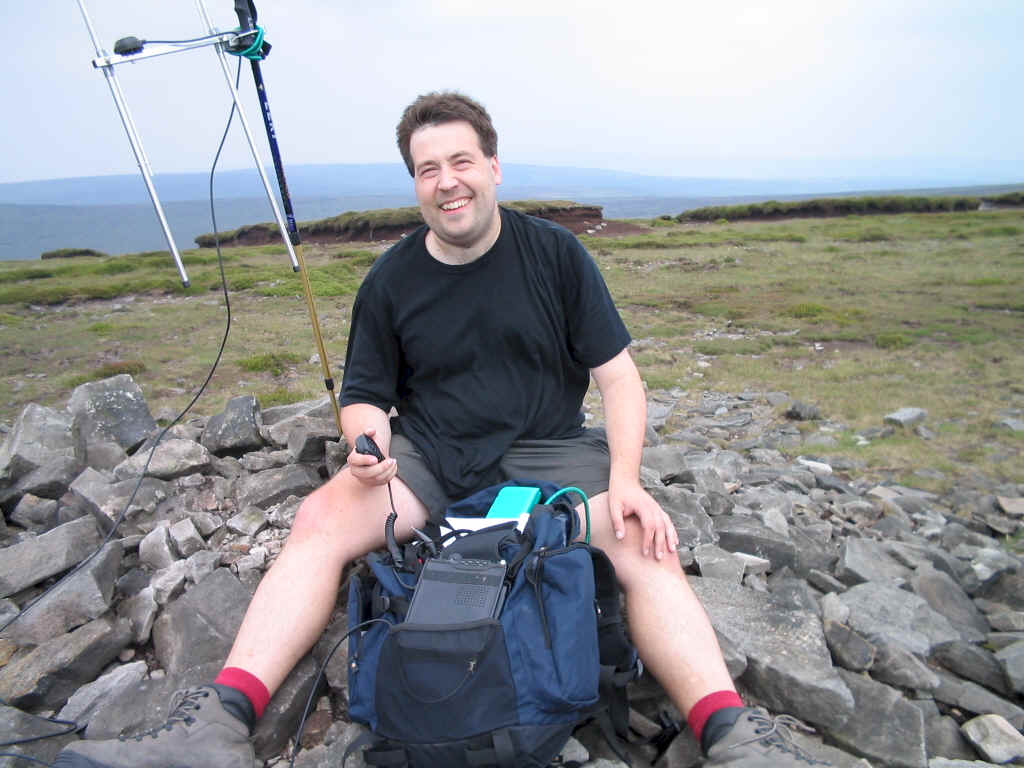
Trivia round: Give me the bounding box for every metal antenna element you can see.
[77,0,189,285]
[77,0,344,437]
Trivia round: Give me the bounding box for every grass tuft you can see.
[678,195,981,222]
[785,303,829,319]
[874,332,912,349]
[64,360,147,389]
[40,248,107,259]
[238,352,305,375]
[256,386,319,408]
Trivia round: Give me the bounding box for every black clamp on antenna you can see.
[228,0,271,58]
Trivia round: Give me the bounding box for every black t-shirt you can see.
[339,207,631,497]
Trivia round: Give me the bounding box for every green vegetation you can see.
[0,245,348,305]
[331,248,378,267]
[41,247,107,260]
[982,191,1024,206]
[195,200,598,247]
[1,205,1022,489]
[592,208,1024,486]
[1006,528,1024,556]
[678,195,981,222]
[255,386,321,408]
[503,200,599,216]
[784,303,829,319]
[64,360,147,389]
[238,352,305,375]
[580,228,805,252]
[874,332,911,350]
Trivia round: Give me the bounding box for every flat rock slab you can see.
[933,670,1024,729]
[830,669,927,768]
[910,564,989,642]
[259,395,333,426]
[824,619,876,671]
[838,582,960,657]
[836,537,912,587]
[960,714,1024,764]
[57,660,148,727]
[67,374,156,452]
[5,541,122,645]
[290,721,369,767]
[641,445,696,482]
[711,515,798,572]
[69,467,170,532]
[10,493,59,530]
[287,418,340,462]
[0,616,131,709]
[690,576,854,730]
[252,655,320,759]
[113,438,212,481]
[0,516,102,598]
[201,395,263,456]
[0,403,81,487]
[931,641,1012,696]
[0,702,78,766]
[885,407,928,427]
[236,464,321,510]
[995,640,1024,695]
[151,568,252,676]
[996,496,1024,517]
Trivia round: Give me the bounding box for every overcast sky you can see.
[2,0,1021,185]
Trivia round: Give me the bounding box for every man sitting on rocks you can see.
[56,91,830,768]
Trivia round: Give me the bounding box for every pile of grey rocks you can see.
[1,374,1022,768]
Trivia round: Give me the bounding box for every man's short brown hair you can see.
[396,91,498,176]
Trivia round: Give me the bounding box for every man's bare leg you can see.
[52,468,431,768]
[579,492,735,716]
[223,468,430,695]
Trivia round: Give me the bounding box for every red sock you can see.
[215,667,271,719]
[687,690,744,744]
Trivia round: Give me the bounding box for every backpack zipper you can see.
[525,548,552,648]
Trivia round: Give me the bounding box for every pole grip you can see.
[234,0,256,31]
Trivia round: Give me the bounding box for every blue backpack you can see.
[343,481,642,768]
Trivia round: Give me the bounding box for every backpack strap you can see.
[363,747,411,767]
[643,710,683,764]
[591,548,639,677]
[343,732,408,767]
[591,710,634,767]
[464,728,516,768]
[589,545,643,761]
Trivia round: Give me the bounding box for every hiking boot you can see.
[52,684,255,768]
[703,707,832,766]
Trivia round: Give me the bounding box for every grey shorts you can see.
[390,426,611,523]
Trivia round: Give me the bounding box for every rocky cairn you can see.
[1,375,1023,768]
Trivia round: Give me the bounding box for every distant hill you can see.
[4,163,1019,207]
[1,164,1021,261]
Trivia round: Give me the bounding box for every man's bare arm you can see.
[591,348,679,558]
[340,402,398,486]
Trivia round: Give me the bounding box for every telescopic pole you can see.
[221,0,344,438]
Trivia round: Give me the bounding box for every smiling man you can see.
[55,92,830,768]
[408,119,503,262]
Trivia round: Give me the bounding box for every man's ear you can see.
[491,155,502,185]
